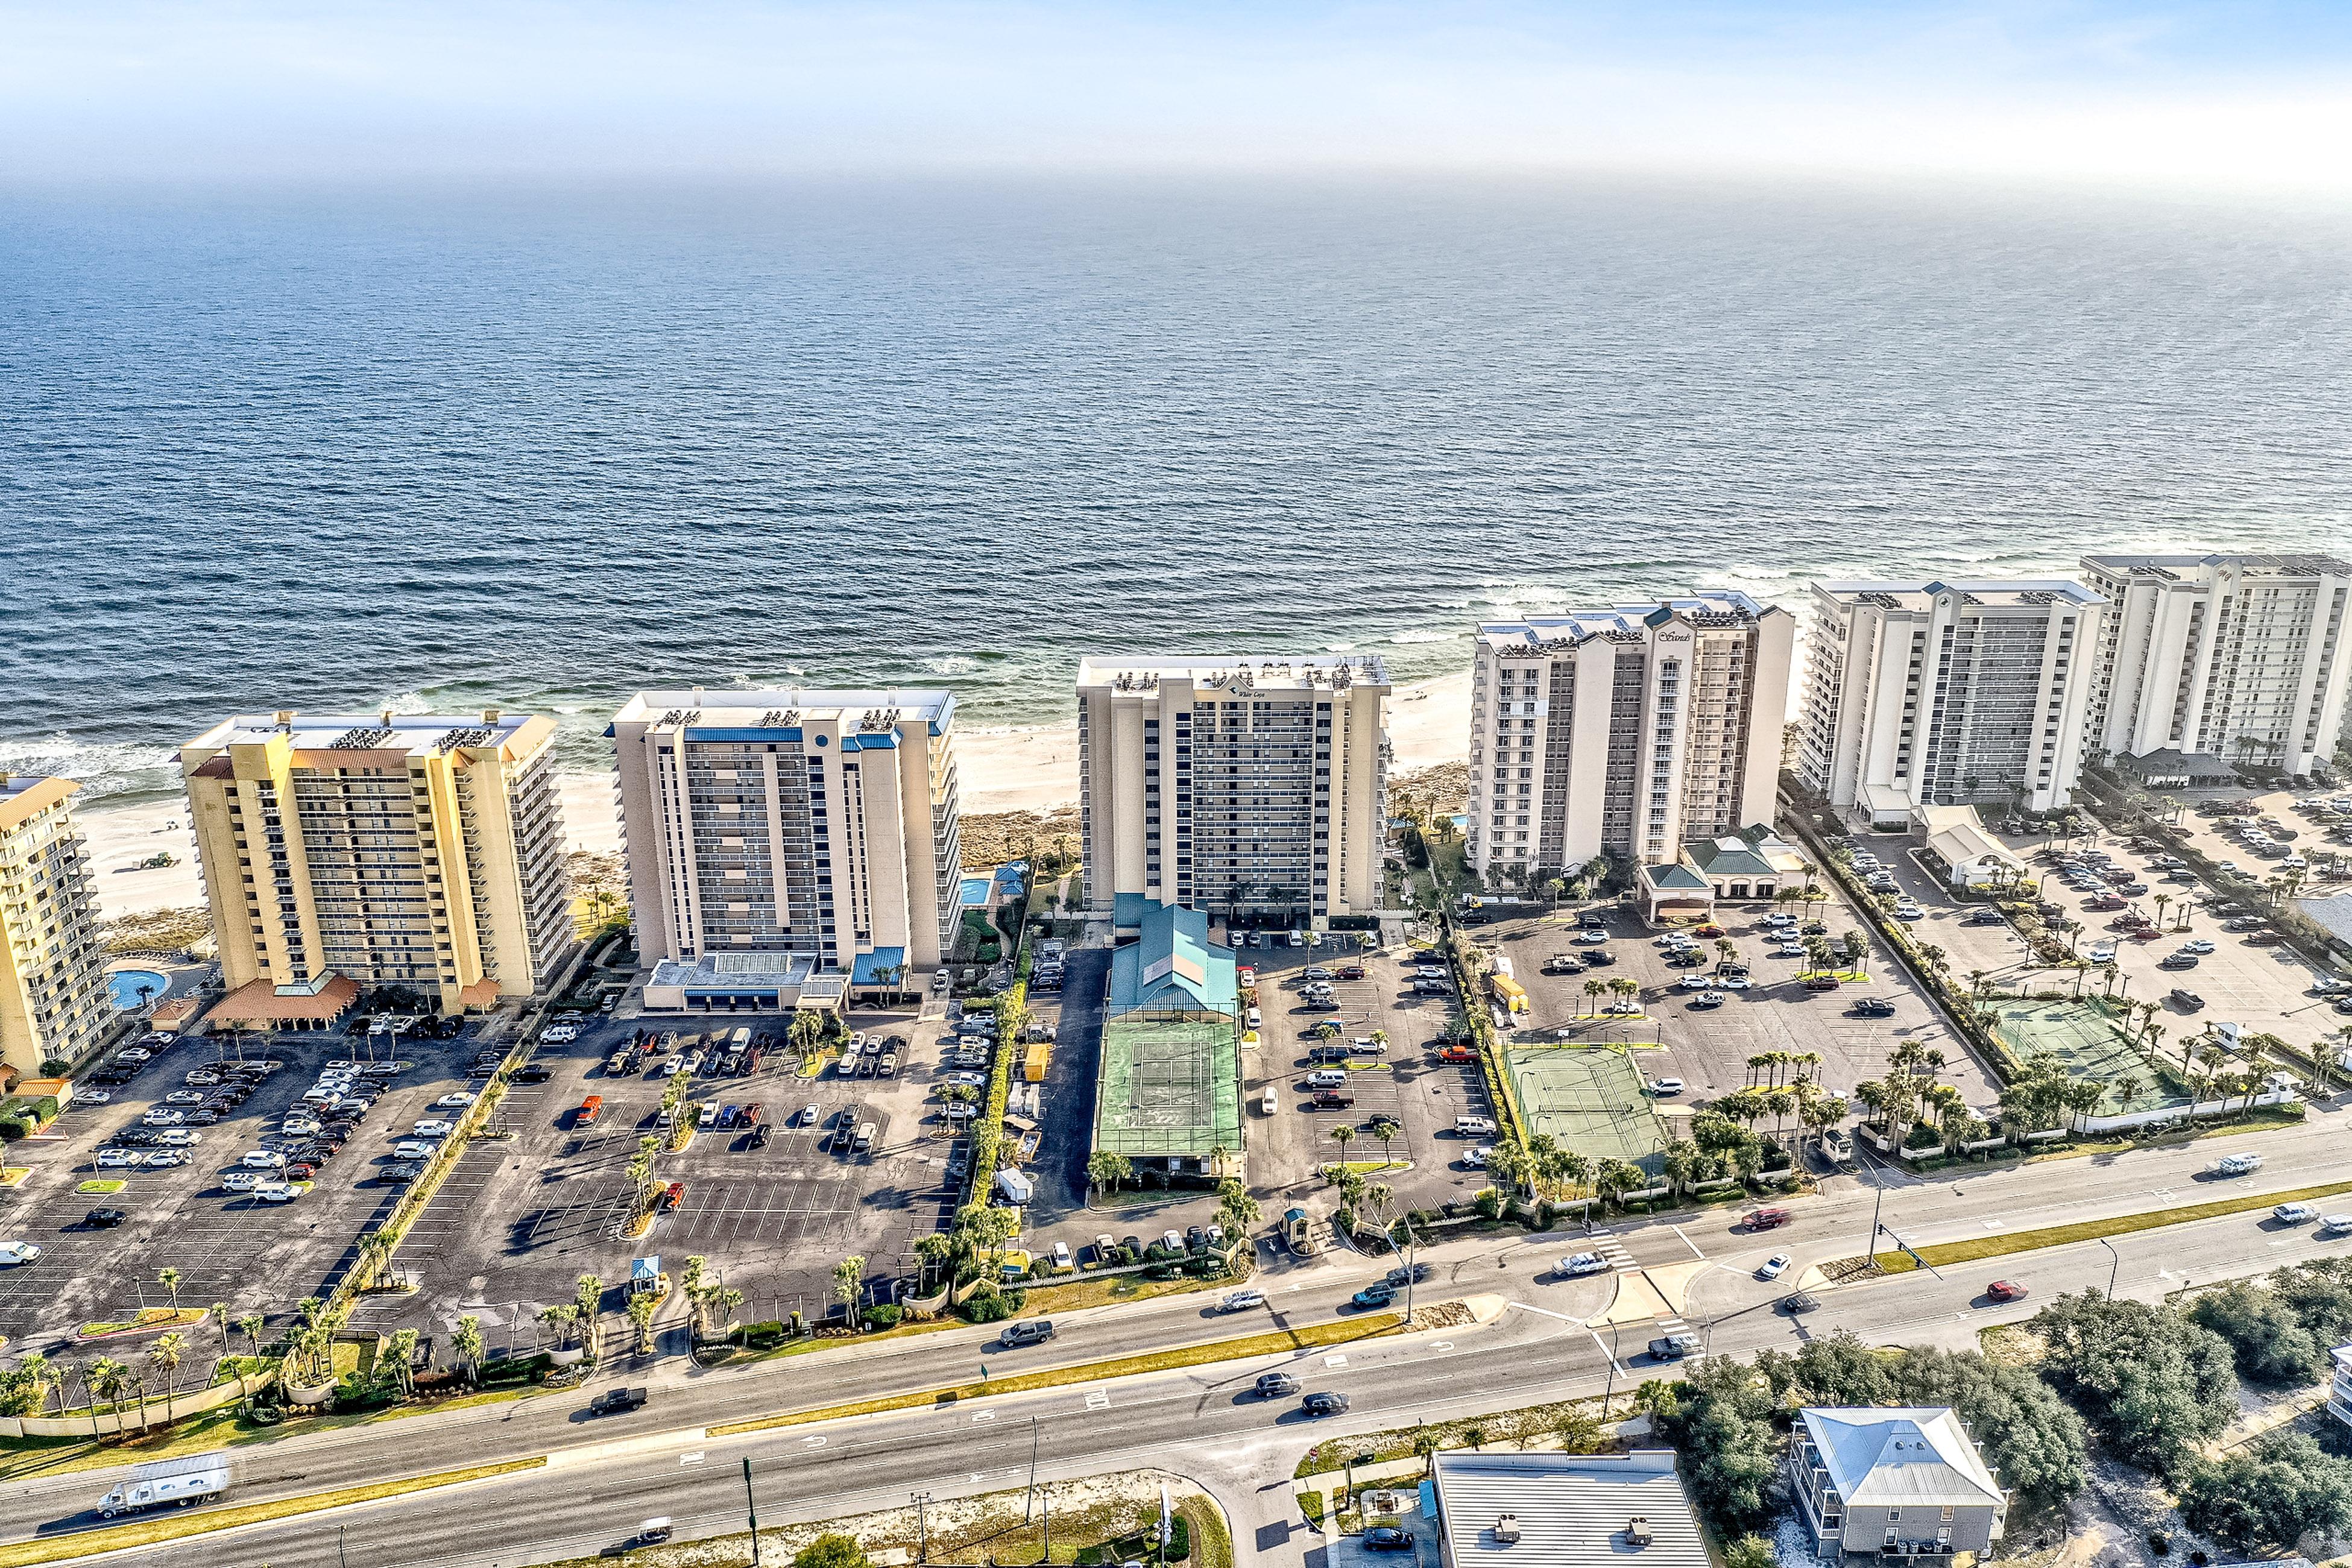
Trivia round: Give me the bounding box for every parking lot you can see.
[1887,796,2351,1078]
[1493,887,1994,1121]
[357,1002,957,1349]
[0,1017,496,1381]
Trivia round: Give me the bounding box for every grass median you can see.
[0,1456,545,1567]
[710,1312,1410,1437]
[1852,1177,2352,1274]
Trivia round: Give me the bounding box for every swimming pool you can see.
[958,875,992,907]
[110,969,169,1010]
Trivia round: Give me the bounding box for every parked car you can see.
[2168,987,2205,1009]
[1646,1077,1685,1095]
[84,1207,130,1229]
[1363,1526,1417,1552]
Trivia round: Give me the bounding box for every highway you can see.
[14,1115,2351,1568]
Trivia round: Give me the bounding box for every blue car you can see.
[717,1104,741,1129]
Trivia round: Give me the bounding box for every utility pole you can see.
[1026,1414,1039,1521]
[742,1457,764,1566]
[913,1491,930,1563]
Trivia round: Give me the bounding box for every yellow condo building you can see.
[1,775,113,1077]
[181,710,574,1019]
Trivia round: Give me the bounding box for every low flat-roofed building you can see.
[1430,1449,1709,1568]
[1790,1406,2008,1563]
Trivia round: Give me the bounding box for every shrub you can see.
[0,1115,30,1142]
[1473,1188,1505,1220]
[957,1285,1019,1324]
[2149,1533,2169,1555]
[862,1305,904,1330]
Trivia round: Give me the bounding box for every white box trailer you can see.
[98,1455,232,1517]
[995,1167,1035,1205]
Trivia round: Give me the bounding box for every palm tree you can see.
[707,1287,745,1336]
[18,1351,54,1418]
[1087,1149,1134,1195]
[236,1312,266,1363]
[1660,1139,1703,1198]
[157,1267,183,1321]
[1328,1124,1357,1166]
[627,1291,660,1353]
[1582,977,1605,1016]
[148,1333,186,1423]
[833,1255,867,1322]
[87,1357,131,1437]
[452,1314,486,1383]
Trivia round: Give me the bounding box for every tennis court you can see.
[1992,998,2187,1113]
[1505,1044,1668,1173]
[1094,1015,1243,1162]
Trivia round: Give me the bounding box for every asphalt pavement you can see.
[20,1110,2352,1568]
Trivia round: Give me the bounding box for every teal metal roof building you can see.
[1108,901,1239,1019]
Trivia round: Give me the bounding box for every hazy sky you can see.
[5,1,2351,189]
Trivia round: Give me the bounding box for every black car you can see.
[1780,1291,1821,1314]
[107,1129,163,1148]
[1302,1391,1351,1416]
[2168,987,2205,1010]
[184,1109,222,1126]
[515,1065,554,1084]
[1364,1527,1416,1552]
[1301,1000,1342,1013]
[1255,1371,1300,1397]
[1185,1224,1209,1251]
[1386,1261,1433,1286]
[1648,1334,1700,1360]
[84,1207,130,1228]
[1582,949,1617,966]
[745,1122,771,1149]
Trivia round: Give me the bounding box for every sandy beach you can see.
[77,667,1472,921]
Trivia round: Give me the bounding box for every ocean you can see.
[6,175,2350,807]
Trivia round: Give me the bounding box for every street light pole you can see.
[2098,1238,2120,1300]
[744,1456,764,1566]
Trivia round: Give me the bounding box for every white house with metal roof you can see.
[1430,1449,1709,1568]
[1789,1406,2008,1563]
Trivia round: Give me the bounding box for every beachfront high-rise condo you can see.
[1468,595,1794,877]
[2078,553,2352,778]
[181,711,575,1018]
[610,690,961,1006]
[1076,657,1390,927]
[1798,579,2105,820]
[0,775,113,1075]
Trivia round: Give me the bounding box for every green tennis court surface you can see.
[1992,998,2187,1113]
[1505,1044,1668,1173]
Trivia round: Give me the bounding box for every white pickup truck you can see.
[98,1456,232,1518]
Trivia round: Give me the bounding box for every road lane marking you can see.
[1671,1226,1704,1260]
[972,1410,995,1422]
[1324,1354,1349,1367]
[1085,1388,1110,1409]
[1429,1341,1454,1352]
[680,1451,705,1466]
[802,1436,825,1447]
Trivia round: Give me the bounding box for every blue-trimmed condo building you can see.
[613,688,960,1010]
